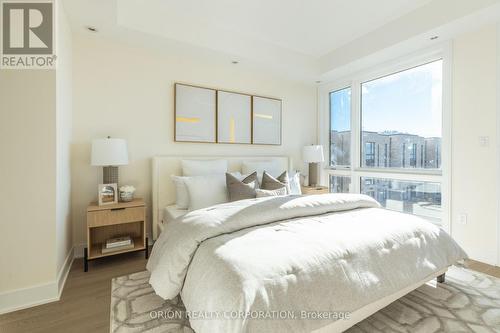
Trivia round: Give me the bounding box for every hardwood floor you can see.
[0,250,149,333]
[0,254,499,333]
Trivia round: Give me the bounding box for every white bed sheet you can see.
[162,205,187,225]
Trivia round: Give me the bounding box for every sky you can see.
[331,60,443,138]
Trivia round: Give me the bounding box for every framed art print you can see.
[217,91,251,144]
[252,96,282,145]
[175,83,216,143]
[173,83,282,145]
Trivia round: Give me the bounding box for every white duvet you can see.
[147,194,467,333]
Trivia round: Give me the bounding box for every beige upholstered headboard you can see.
[151,155,291,240]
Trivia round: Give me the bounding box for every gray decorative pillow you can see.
[256,187,287,197]
[226,172,258,202]
[261,171,290,194]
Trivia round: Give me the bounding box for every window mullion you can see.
[351,81,361,193]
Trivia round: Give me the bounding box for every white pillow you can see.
[171,176,190,209]
[181,159,228,176]
[288,171,302,195]
[242,160,282,183]
[184,175,228,211]
[255,187,287,197]
[172,172,241,209]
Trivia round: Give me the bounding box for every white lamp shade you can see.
[91,138,129,166]
[302,145,325,163]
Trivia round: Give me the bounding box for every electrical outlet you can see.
[478,136,490,147]
[458,214,467,225]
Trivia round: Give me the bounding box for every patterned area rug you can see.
[110,267,500,332]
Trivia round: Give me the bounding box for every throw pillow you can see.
[226,172,258,202]
[261,171,290,194]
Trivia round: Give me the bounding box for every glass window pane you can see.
[330,87,351,166]
[361,60,442,169]
[365,142,375,166]
[329,175,351,193]
[361,177,441,224]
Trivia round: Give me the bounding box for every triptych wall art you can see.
[174,83,282,145]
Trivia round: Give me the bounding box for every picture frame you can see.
[174,83,217,143]
[252,96,282,145]
[217,90,252,144]
[173,82,282,146]
[98,183,118,206]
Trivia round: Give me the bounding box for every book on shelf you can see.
[106,236,132,249]
[101,240,135,254]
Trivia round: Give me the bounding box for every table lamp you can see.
[302,145,324,187]
[91,137,129,184]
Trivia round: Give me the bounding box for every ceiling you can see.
[115,0,432,58]
[63,0,500,82]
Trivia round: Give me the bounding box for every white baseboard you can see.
[0,247,74,315]
[0,282,59,315]
[57,246,74,297]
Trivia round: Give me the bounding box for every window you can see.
[324,55,447,227]
[329,175,351,193]
[365,142,375,166]
[361,60,442,170]
[361,178,441,224]
[330,88,351,166]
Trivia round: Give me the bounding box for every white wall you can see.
[55,0,73,283]
[0,71,56,294]
[0,1,73,314]
[71,34,317,249]
[451,24,499,265]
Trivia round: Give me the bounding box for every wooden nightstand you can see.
[84,198,147,272]
[301,186,329,195]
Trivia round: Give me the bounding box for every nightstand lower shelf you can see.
[89,236,145,259]
[84,237,148,272]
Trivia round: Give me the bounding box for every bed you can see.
[162,204,187,225]
[149,155,467,333]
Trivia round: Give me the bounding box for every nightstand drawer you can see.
[87,206,145,227]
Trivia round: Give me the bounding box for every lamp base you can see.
[308,162,319,187]
[103,166,119,184]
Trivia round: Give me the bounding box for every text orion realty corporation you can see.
[1,0,56,69]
